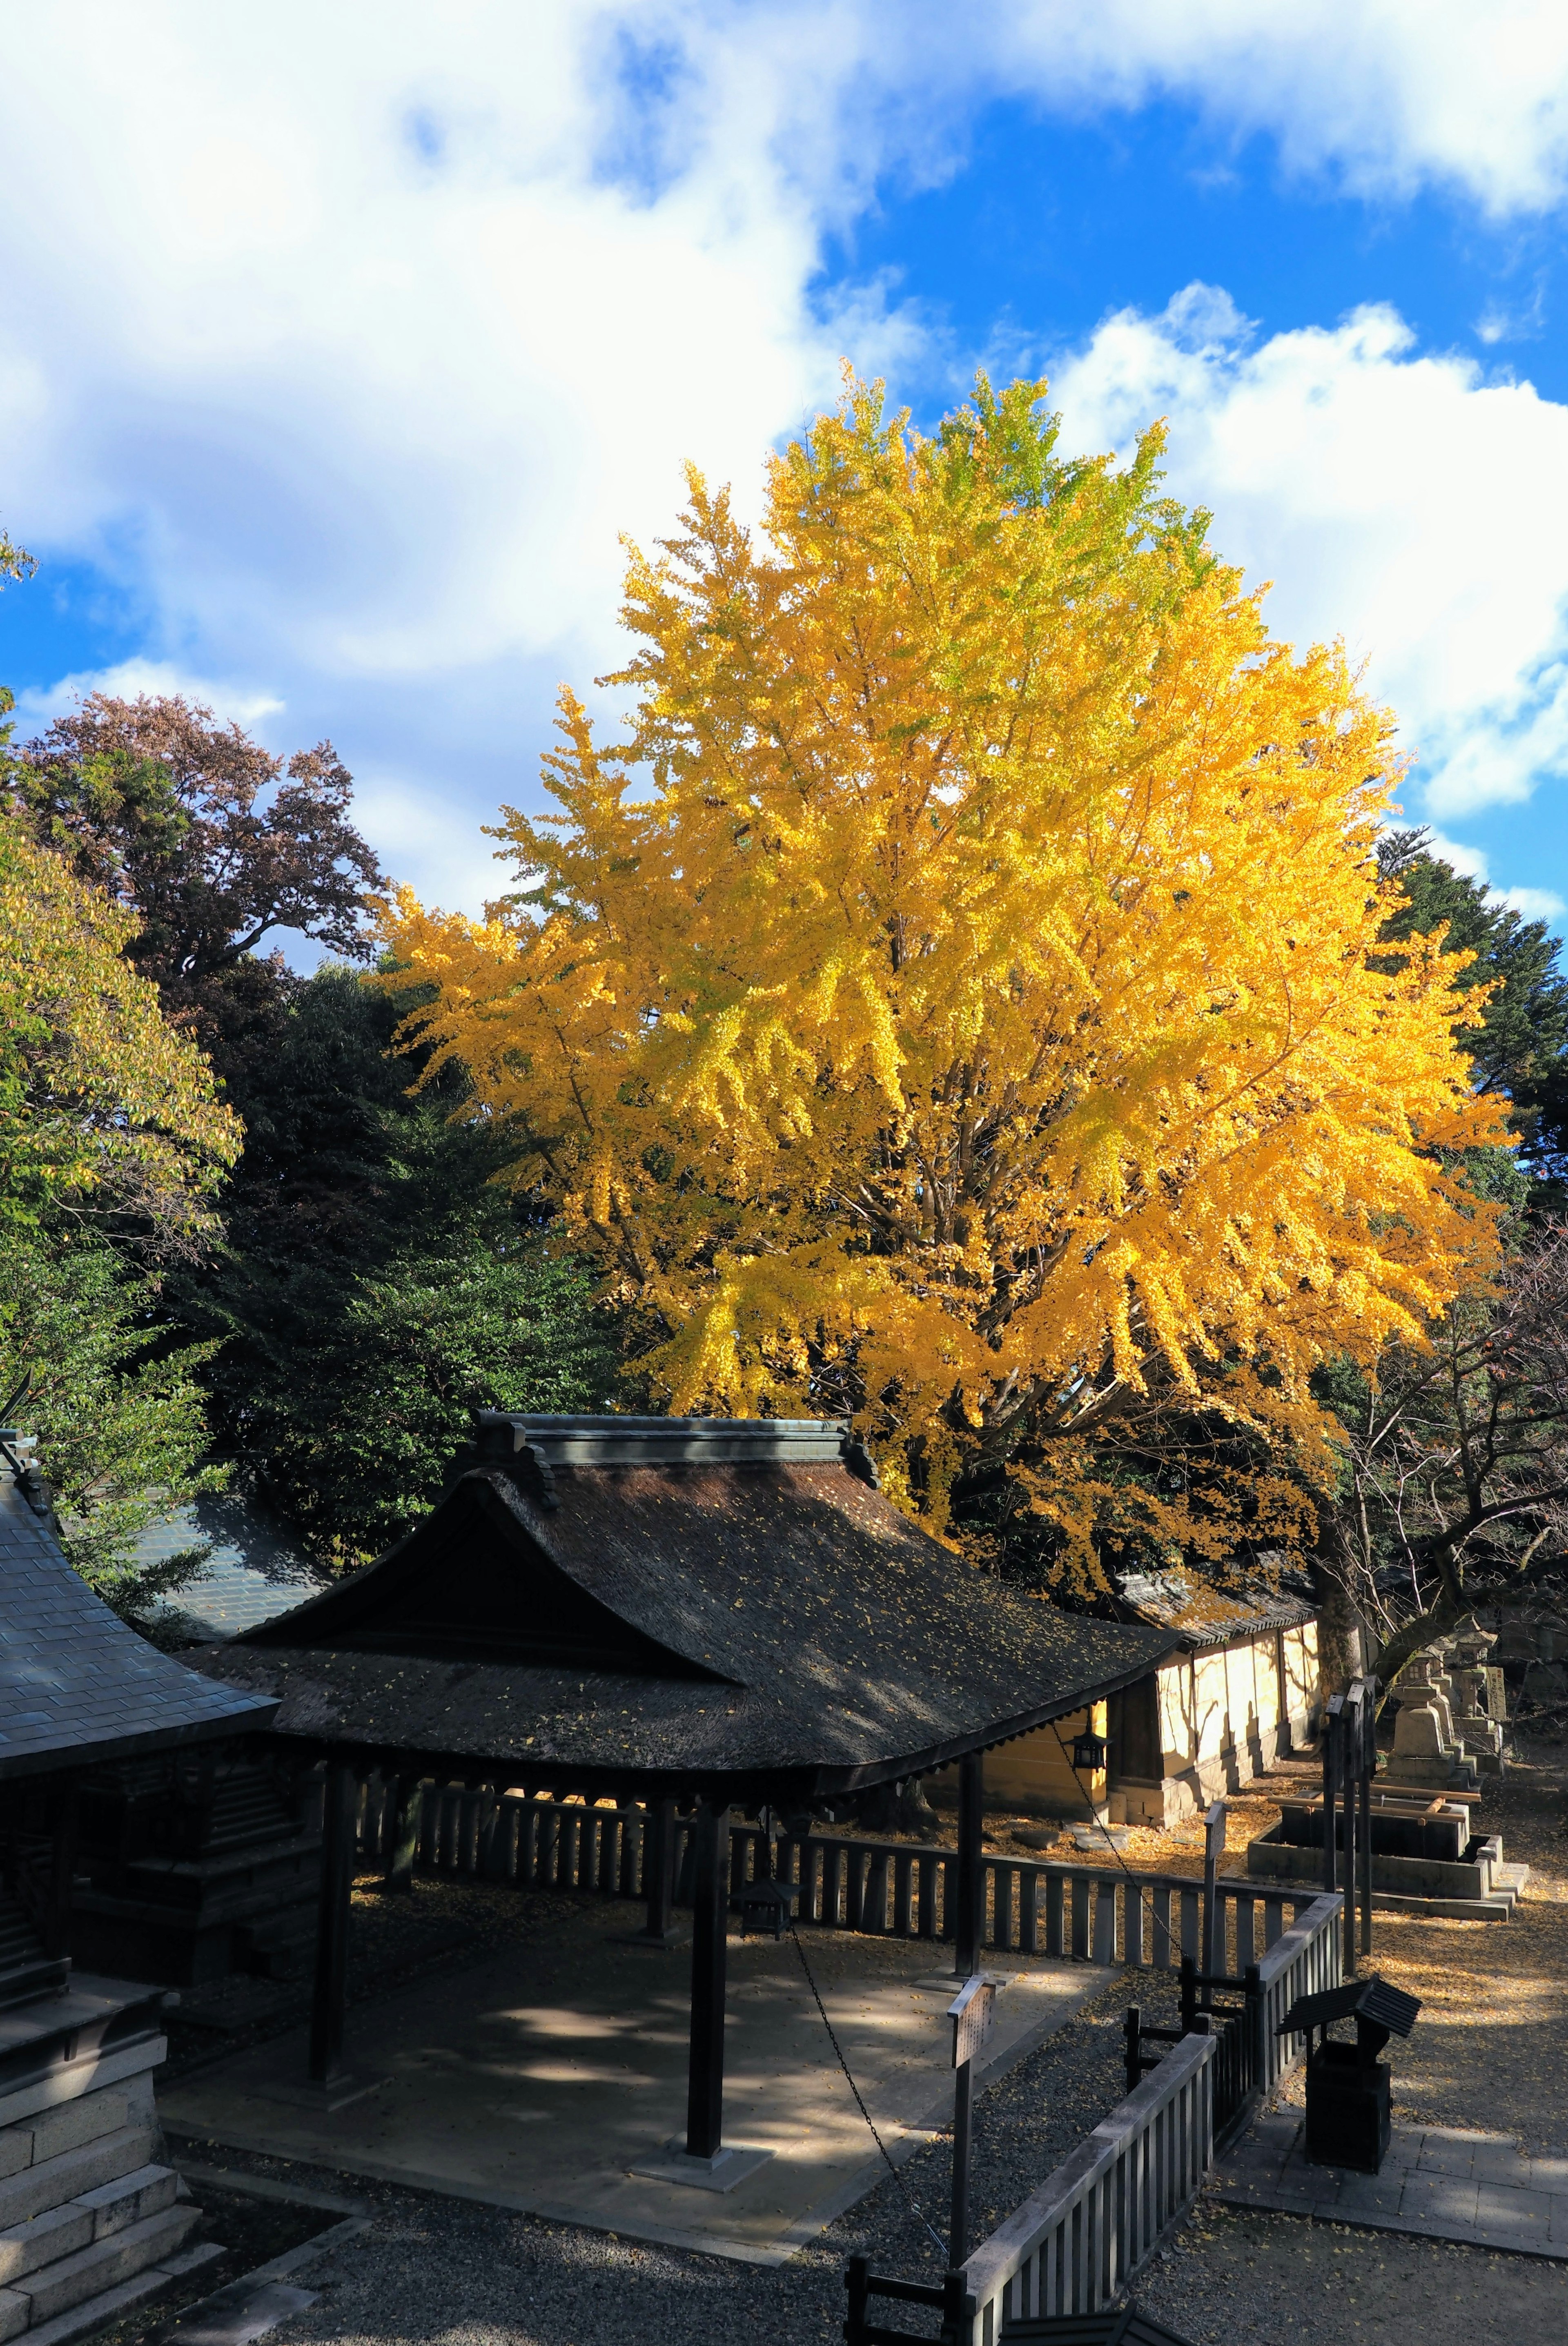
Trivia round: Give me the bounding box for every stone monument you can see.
[1443,1620,1508,1777]
[1383,1646,1481,1791]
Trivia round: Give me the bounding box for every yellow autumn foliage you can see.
[0,805,240,1240]
[381,375,1505,1582]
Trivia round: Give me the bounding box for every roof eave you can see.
[0,1694,278,1782]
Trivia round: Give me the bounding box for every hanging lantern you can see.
[1071,1724,1108,1775]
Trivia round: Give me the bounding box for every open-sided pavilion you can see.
[196,1414,1176,2184]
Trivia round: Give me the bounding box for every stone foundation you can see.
[0,1964,212,2342]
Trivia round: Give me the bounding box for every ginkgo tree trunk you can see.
[382,374,1505,1589]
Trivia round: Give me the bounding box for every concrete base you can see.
[608,1928,688,1950]
[1247,1824,1528,1918]
[627,2140,775,2193]
[157,1901,1099,2265]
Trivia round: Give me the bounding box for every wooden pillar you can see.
[956,1751,984,1978]
[644,1798,677,1939]
[685,1799,730,2159]
[309,1760,356,2084]
[384,1775,422,1895]
[1200,1798,1225,1990]
[1342,1741,1358,1976]
[45,1776,79,1961]
[1322,1700,1339,1895]
[1352,1736,1361,1952]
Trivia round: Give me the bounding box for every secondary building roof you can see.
[131,1482,331,1644]
[0,1470,277,1780]
[191,1414,1177,1804]
[1113,1562,1317,1650]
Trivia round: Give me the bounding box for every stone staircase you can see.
[0,1913,216,2344]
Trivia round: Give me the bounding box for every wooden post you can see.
[1200,1798,1225,1993]
[685,1799,730,2159]
[309,1760,356,2084]
[45,1776,79,1961]
[1343,1718,1358,1978]
[1358,1729,1374,1958]
[1322,1697,1341,1894]
[950,2047,975,2265]
[384,1775,422,1895]
[644,1798,678,1941]
[956,1751,984,1979]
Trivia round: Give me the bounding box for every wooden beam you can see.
[685,1799,730,2159]
[309,1761,356,2083]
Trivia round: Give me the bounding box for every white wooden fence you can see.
[359,1780,1327,1975]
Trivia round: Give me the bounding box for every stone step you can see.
[10,2239,223,2346]
[0,2201,197,2333]
[0,2128,158,2236]
[0,2165,177,2285]
[74,2163,179,2241]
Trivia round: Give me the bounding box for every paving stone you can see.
[1400,2174,1481,2230]
[1332,2172,1408,2216]
[1474,2183,1554,2239]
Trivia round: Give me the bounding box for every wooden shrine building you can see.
[195,1415,1176,2183]
[0,1438,276,2339]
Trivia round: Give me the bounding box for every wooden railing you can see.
[357,1779,1328,1974]
[949,1889,1343,2344]
[954,2030,1215,2345]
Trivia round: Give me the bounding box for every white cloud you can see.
[6,7,1568,914]
[1047,287,1568,843]
[989,3,1568,217]
[1420,832,1566,923]
[10,660,284,737]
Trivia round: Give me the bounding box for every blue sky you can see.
[4,4,1568,941]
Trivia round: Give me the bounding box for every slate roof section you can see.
[132,1484,331,1644]
[1113,1562,1317,1649]
[0,1474,277,1780]
[189,1415,1177,1801]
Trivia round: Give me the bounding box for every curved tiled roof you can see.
[189,1415,1176,1801]
[1114,1563,1317,1647]
[0,1475,276,1779]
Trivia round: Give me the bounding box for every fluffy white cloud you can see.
[1048,287,1568,831]
[5,3,1568,917]
[991,3,1568,216]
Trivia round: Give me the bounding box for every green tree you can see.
[0,1229,221,1618]
[173,966,618,1565]
[1377,827,1568,1185]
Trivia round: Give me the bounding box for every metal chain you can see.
[786,1919,950,2262]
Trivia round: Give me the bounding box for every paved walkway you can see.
[1214,2108,1568,2255]
[159,1903,1099,2265]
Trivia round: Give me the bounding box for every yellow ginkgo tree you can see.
[382,375,1505,1586]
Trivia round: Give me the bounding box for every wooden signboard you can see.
[949,1973,996,2070]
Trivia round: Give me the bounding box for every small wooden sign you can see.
[949,1974,996,2070]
